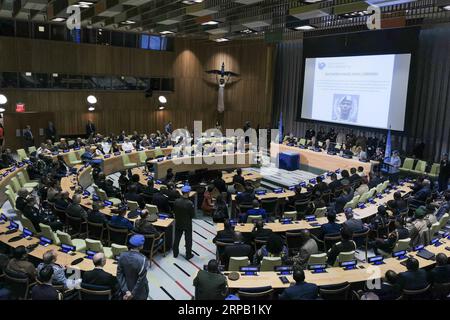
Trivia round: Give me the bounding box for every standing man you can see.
[23,125,34,149]
[173,185,195,260]
[117,234,150,300]
[164,121,173,135]
[387,150,401,184]
[438,153,450,192]
[45,121,57,143]
[86,120,96,137]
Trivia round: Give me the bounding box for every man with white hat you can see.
[173,185,195,260]
[117,234,150,300]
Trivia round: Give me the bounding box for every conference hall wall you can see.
[0,36,274,140]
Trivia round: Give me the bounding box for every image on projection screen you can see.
[301,54,411,131]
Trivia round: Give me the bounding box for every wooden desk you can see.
[271,143,376,174]
[222,170,262,185]
[220,184,412,232]
[152,152,259,179]
[0,224,117,276]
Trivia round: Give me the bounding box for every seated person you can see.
[87,202,109,225]
[327,228,356,266]
[413,179,432,203]
[142,179,159,202]
[320,211,342,239]
[349,167,361,185]
[121,138,135,152]
[152,188,171,213]
[312,176,329,195]
[339,170,351,186]
[373,219,410,255]
[212,194,229,223]
[223,232,253,270]
[81,146,94,163]
[6,246,37,281]
[213,171,227,194]
[355,177,369,196]
[201,185,215,215]
[54,191,70,210]
[133,209,160,236]
[251,220,272,242]
[193,260,227,300]
[239,200,267,223]
[163,183,181,202]
[37,249,81,290]
[31,265,61,300]
[387,191,408,215]
[254,233,289,265]
[15,188,30,212]
[235,183,255,205]
[65,194,88,220]
[232,168,245,187]
[213,219,235,243]
[428,253,450,284]
[398,257,429,290]
[290,230,319,270]
[124,184,145,208]
[333,186,354,213]
[357,166,366,177]
[279,267,318,300]
[342,209,365,234]
[369,270,402,300]
[328,173,342,195]
[110,205,134,230]
[370,205,390,232]
[82,253,117,293]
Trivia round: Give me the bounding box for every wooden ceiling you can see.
[0,0,449,40]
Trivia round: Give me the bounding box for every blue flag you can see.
[278,112,283,143]
[384,127,392,163]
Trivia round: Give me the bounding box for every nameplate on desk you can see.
[158,214,169,220]
[155,180,162,184]
[125,150,132,154]
[305,215,317,222]
[39,236,52,247]
[309,222,320,227]
[413,244,425,252]
[104,155,111,159]
[22,228,33,238]
[0,213,7,222]
[280,218,292,225]
[273,188,284,194]
[308,264,327,274]
[61,244,76,254]
[275,266,293,275]
[229,219,237,227]
[288,185,296,191]
[52,152,59,155]
[299,182,307,187]
[287,143,295,147]
[18,162,25,167]
[431,238,443,247]
[74,147,81,150]
[85,250,96,259]
[92,195,100,201]
[63,150,70,153]
[2,173,8,177]
[340,260,357,270]
[357,203,366,209]
[392,250,407,260]
[376,193,383,199]
[9,167,16,172]
[256,190,267,196]
[368,255,385,265]
[114,152,121,156]
[298,145,306,149]
[326,172,333,177]
[157,158,165,162]
[309,178,316,184]
[8,221,19,230]
[83,190,91,196]
[240,266,258,276]
[368,198,376,204]
[103,200,113,207]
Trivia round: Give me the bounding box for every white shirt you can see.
[122,141,135,152]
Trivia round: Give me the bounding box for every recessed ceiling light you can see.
[295,25,315,30]
[201,20,219,26]
[214,37,230,42]
[25,72,32,76]
[52,73,58,77]
[122,20,136,24]
[51,17,66,22]
[38,26,45,32]
[444,5,450,10]
[160,30,175,35]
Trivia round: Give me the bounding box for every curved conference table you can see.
[0,147,447,293]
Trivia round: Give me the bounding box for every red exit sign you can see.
[16,103,25,112]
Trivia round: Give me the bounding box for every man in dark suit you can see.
[142,179,159,203]
[327,228,356,266]
[214,171,227,193]
[193,260,227,300]
[173,186,195,260]
[328,173,342,194]
[312,176,329,195]
[125,185,145,208]
[429,253,450,284]
[251,220,272,241]
[44,121,57,143]
[223,232,252,270]
[152,189,171,213]
[334,187,354,213]
[87,202,109,225]
[398,257,430,290]
[213,219,235,243]
[236,184,255,204]
[349,167,361,185]
[23,125,34,149]
[82,253,117,293]
[232,168,245,187]
[86,120,96,137]
[279,268,318,300]
[320,212,342,239]
[65,194,87,220]
[371,270,402,300]
[438,153,450,192]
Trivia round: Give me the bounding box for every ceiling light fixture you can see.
[158,96,167,104]
[87,95,98,104]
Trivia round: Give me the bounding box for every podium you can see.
[278,152,300,171]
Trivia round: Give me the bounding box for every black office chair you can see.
[87,221,105,240]
[52,205,68,231]
[253,238,267,253]
[132,231,166,267]
[319,282,351,300]
[402,284,432,300]
[285,231,304,254]
[238,286,274,300]
[4,269,35,300]
[432,282,450,300]
[106,224,130,246]
[79,283,112,300]
[294,200,310,219]
[65,214,86,237]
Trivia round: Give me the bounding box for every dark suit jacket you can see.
[328,180,342,193]
[279,282,318,300]
[193,270,227,300]
[232,175,245,187]
[213,229,235,243]
[173,198,195,229]
[82,268,117,292]
[214,178,227,193]
[88,210,108,225]
[66,203,87,220]
[320,222,342,239]
[86,123,96,136]
[152,192,171,213]
[334,192,354,213]
[372,282,402,300]
[398,269,429,290]
[429,265,450,284]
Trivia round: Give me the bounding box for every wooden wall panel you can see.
[0,36,274,138]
